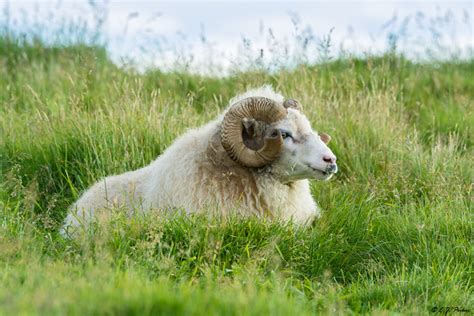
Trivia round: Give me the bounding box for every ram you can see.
[61,86,337,235]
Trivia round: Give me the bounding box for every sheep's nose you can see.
[322,155,336,164]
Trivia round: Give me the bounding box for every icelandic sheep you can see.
[61,86,337,235]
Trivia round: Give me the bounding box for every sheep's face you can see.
[269,108,338,182]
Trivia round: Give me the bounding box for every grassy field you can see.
[0,35,473,315]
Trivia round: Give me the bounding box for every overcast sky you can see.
[2,1,473,73]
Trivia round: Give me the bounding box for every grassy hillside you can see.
[1,37,473,315]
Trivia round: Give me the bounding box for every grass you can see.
[0,35,473,315]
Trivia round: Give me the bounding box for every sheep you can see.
[61,86,338,235]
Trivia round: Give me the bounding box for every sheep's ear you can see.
[242,118,267,150]
[319,133,331,144]
[242,118,257,137]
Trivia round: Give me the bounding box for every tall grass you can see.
[1,4,473,315]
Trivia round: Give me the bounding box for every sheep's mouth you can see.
[306,164,330,176]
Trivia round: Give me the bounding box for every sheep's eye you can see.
[281,131,292,139]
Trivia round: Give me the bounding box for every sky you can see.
[1,1,473,74]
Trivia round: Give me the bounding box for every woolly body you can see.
[62,86,337,233]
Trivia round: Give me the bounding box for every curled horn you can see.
[221,97,287,167]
